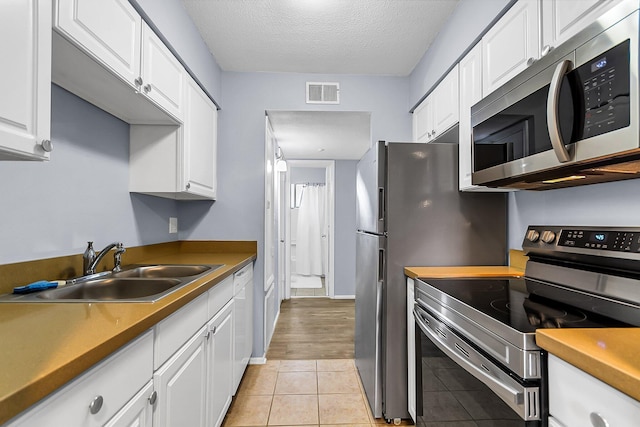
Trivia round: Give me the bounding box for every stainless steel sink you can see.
[113,264,219,278]
[37,278,182,301]
[0,263,225,303]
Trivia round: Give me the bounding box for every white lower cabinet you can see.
[206,300,235,427]
[6,331,153,427]
[6,265,254,427]
[105,381,154,427]
[548,354,640,427]
[154,326,208,427]
[233,264,254,393]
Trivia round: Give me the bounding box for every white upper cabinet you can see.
[140,23,185,120]
[458,44,483,191]
[53,0,182,124]
[0,0,51,160]
[54,0,141,86]
[541,0,624,55]
[482,0,540,96]
[412,96,432,143]
[432,65,459,137]
[129,76,217,200]
[183,76,218,199]
[412,65,459,143]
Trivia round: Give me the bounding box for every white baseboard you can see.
[332,294,355,299]
[250,355,267,364]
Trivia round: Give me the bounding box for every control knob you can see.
[526,230,540,242]
[541,230,557,244]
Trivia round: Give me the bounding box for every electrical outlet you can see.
[169,217,178,234]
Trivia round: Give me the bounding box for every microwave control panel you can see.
[575,39,630,139]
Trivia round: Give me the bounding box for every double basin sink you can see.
[4,264,223,303]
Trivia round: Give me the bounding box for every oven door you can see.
[413,304,544,426]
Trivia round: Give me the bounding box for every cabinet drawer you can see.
[154,293,208,369]
[7,331,153,427]
[548,355,640,426]
[208,275,233,319]
[233,264,253,294]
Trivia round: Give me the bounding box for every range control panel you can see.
[558,229,640,252]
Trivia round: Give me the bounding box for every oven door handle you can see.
[547,59,573,163]
[413,306,526,409]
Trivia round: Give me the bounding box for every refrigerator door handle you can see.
[378,248,385,282]
[378,187,385,230]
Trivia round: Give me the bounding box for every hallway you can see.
[266,298,354,360]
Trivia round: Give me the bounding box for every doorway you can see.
[283,160,335,299]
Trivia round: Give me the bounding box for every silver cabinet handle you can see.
[541,45,553,57]
[211,325,217,335]
[135,77,143,86]
[526,57,537,66]
[148,390,158,406]
[143,84,152,93]
[89,395,103,414]
[547,59,572,163]
[40,139,53,152]
[186,183,191,190]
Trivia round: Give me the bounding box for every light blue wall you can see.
[290,167,326,184]
[0,85,178,265]
[334,161,357,296]
[128,0,223,105]
[409,0,513,108]
[178,71,409,357]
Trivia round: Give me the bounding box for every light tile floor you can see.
[223,359,411,426]
[291,282,327,297]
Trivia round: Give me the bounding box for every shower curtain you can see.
[296,184,326,276]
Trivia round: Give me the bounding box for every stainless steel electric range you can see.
[413,226,640,426]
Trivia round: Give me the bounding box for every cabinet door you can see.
[183,76,218,199]
[0,0,51,160]
[54,0,142,87]
[432,65,459,137]
[140,23,184,120]
[233,283,247,393]
[104,381,154,427]
[206,301,234,427]
[541,0,623,53]
[412,97,432,143]
[459,43,483,191]
[154,326,208,427]
[548,355,640,427]
[406,278,416,422]
[482,0,540,96]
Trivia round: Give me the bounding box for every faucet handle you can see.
[113,243,126,272]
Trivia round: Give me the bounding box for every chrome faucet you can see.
[83,242,126,275]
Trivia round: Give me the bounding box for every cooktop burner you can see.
[421,277,629,333]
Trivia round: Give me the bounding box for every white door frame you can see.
[284,160,336,298]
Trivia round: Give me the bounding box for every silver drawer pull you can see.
[590,412,609,427]
[148,390,158,406]
[89,395,103,415]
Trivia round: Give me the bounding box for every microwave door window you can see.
[473,78,579,173]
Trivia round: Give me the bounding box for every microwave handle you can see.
[547,59,572,163]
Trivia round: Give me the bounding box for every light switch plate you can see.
[169,217,178,234]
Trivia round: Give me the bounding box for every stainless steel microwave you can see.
[471,2,640,190]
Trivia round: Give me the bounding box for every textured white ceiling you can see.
[181,0,460,75]
[267,111,371,160]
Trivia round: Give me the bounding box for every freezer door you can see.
[356,141,386,233]
[355,231,385,418]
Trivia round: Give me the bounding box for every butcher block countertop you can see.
[0,241,257,425]
[406,254,640,403]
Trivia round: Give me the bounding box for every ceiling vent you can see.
[306,82,340,104]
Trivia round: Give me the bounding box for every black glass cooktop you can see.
[421,277,629,333]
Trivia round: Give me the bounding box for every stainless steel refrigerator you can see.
[355,141,507,421]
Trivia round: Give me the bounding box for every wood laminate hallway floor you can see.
[266,298,355,360]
